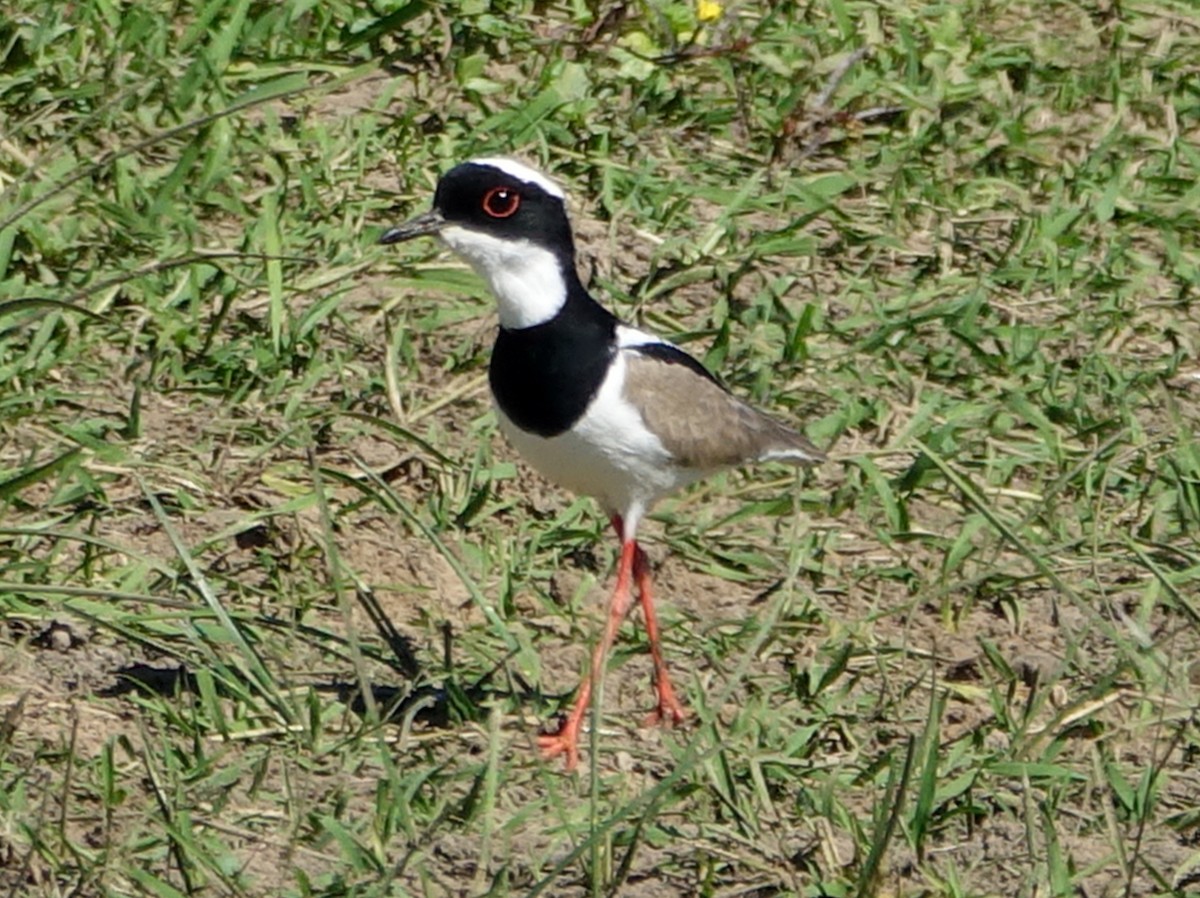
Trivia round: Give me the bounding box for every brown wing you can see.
[623,347,824,471]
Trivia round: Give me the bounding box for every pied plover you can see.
[380,158,824,770]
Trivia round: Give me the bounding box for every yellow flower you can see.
[697,0,722,22]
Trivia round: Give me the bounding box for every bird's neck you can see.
[488,259,570,330]
[441,226,585,330]
[480,245,590,331]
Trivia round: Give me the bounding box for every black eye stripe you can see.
[482,186,521,218]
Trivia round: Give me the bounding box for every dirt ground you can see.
[4,62,1200,897]
[4,318,1198,896]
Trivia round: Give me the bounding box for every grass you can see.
[2,0,1199,895]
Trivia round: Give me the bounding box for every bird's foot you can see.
[643,689,688,729]
[537,718,583,771]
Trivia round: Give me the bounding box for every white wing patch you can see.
[615,324,677,352]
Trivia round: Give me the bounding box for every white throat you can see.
[439,224,569,329]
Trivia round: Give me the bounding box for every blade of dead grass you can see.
[137,475,292,723]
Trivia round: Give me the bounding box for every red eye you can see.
[482,186,520,218]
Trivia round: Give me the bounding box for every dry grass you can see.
[2,1,1199,895]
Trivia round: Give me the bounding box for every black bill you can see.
[379,209,445,245]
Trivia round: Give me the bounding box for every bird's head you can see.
[381,158,579,329]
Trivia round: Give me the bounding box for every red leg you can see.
[538,534,637,770]
[610,516,688,728]
[632,545,688,727]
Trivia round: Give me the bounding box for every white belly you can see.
[495,353,700,522]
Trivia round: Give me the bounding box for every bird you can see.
[379,157,824,770]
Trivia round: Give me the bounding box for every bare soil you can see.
[4,69,1199,897]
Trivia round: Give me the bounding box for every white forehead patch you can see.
[467,156,566,200]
